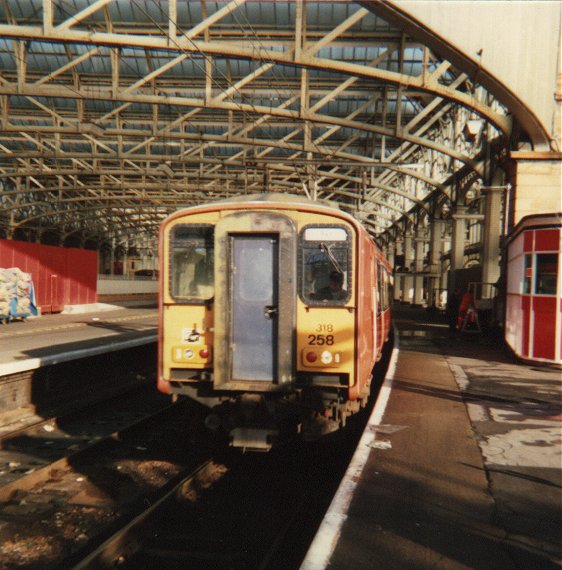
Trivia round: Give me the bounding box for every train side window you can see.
[169,225,214,301]
[376,263,383,314]
[381,267,390,310]
[534,253,558,295]
[300,225,351,305]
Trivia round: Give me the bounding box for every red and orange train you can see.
[157,193,392,450]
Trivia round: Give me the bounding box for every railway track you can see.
[72,459,230,568]
[0,341,392,568]
[71,343,393,570]
[0,388,214,568]
[0,387,174,500]
[63,413,372,570]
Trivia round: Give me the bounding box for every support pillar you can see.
[394,237,404,302]
[450,206,467,289]
[481,186,504,288]
[386,241,395,270]
[7,210,15,240]
[403,231,414,304]
[413,233,426,306]
[110,238,115,276]
[428,217,445,308]
[123,242,128,277]
[440,226,450,300]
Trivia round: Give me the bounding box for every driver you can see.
[314,271,346,301]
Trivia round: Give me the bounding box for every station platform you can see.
[1,303,560,568]
[0,301,157,377]
[303,306,561,570]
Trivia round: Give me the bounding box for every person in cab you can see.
[314,271,347,301]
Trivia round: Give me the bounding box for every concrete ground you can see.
[305,305,561,570]
[435,314,561,565]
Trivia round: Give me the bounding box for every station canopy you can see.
[0,0,513,251]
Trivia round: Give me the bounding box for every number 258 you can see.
[308,334,334,346]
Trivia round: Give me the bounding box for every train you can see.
[157,193,393,451]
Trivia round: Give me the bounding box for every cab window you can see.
[169,225,214,301]
[300,225,351,305]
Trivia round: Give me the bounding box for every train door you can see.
[214,212,296,388]
[231,235,278,381]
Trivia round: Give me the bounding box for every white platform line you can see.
[0,334,157,376]
[300,330,400,570]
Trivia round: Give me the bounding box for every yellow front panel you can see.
[162,304,213,377]
[161,205,359,384]
[161,211,219,379]
[289,210,357,385]
[296,306,355,382]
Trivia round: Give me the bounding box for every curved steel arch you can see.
[0,24,510,134]
[361,0,552,150]
[0,85,482,171]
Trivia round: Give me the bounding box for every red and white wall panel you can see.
[506,215,561,366]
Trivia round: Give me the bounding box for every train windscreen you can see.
[300,225,351,305]
[169,224,214,301]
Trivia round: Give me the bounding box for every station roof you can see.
[0,1,514,250]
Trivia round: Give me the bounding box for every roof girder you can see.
[0,0,511,244]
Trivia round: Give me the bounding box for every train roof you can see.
[161,192,377,241]
[164,192,353,220]
[200,192,339,209]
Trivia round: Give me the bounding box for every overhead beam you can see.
[0,82,480,171]
[0,24,510,133]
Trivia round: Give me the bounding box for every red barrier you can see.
[0,240,97,313]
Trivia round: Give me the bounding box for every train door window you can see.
[300,225,351,305]
[534,253,558,295]
[381,267,390,310]
[169,225,214,301]
[383,270,387,308]
[385,269,390,309]
[376,263,383,314]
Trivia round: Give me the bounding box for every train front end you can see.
[158,196,369,451]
